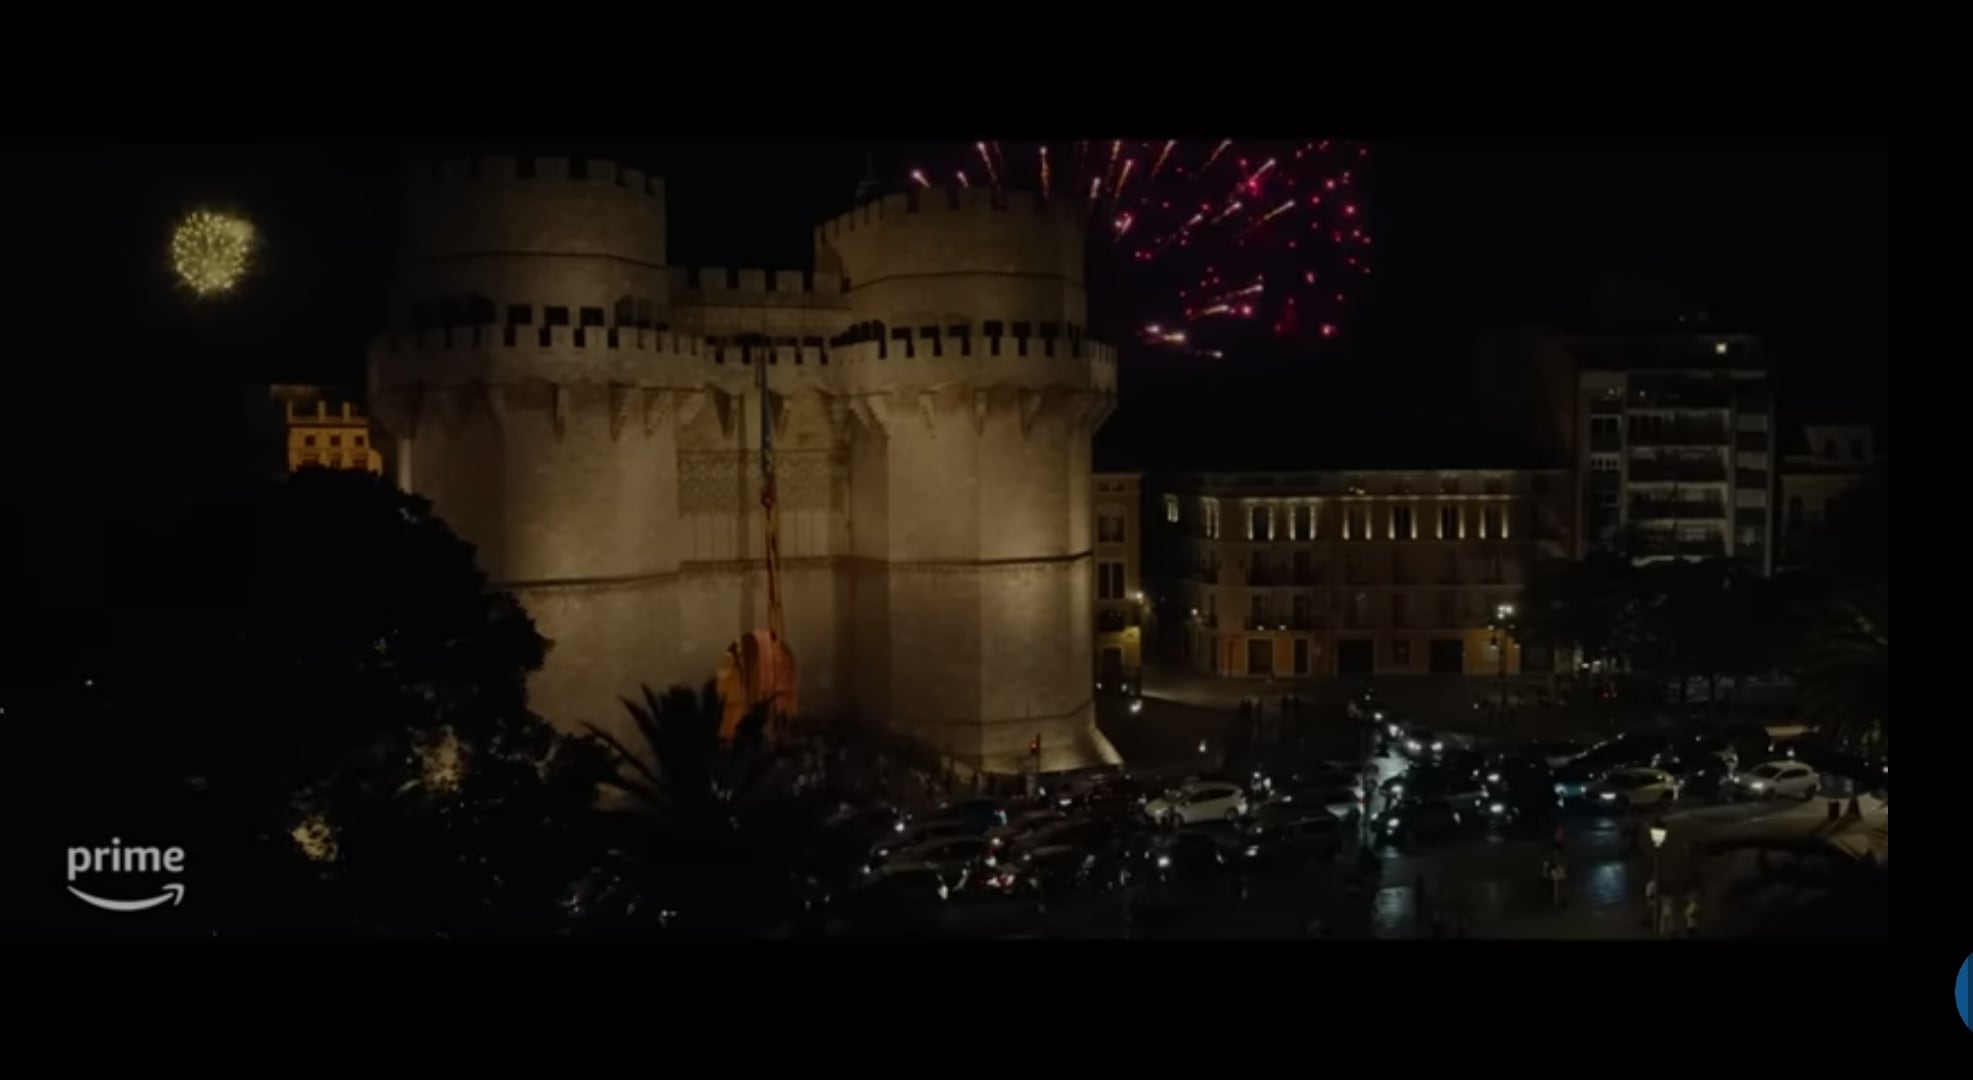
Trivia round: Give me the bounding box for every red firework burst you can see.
[907,139,1372,354]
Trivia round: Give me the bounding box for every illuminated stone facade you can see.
[1157,468,1571,679]
[1092,471,1144,686]
[366,156,1119,773]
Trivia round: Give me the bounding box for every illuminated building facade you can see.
[1567,336,1775,575]
[366,156,1120,773]
[270,386,385,474]
[1779,422,1878,567]
[1092,471,1144,687]
[1158,468,1571,679]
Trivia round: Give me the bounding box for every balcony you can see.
[1287,615,1320,631]
[1635,536,1728,558]
[1629,423,1730,447]
[1589,429,1624,453]
[1627,457,1727,484]
[1246,569,1288,587]
[1629,499,1728,521]
[1244,616,1283,631]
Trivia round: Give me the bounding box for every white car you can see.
[1584,767,1680,810]
[1144,781,1249,827]
[1730,760,1821,801]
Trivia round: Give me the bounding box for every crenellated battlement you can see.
[815,186,1073,245]
[411,155,665,199]
[667,266,849,307]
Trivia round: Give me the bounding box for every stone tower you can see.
[819,187,1117,771]
[369,158,1117,773]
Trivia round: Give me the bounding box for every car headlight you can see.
[1129,700,1144,715]
[1553,782,1567,794]
[1487,772,1501,784]
[1245,845,1259,858]
[1059,797,1074,807]
[1431,741,1445,753]
[1599,792,1618,801]
[1384,817,1401,830]
[894,822,906,833]
[1405,739,1422,752]
[1156,855,1172,869]
[1390,783,1405,795]
[985,856,997,868]
[1489,802,1506,814]
[1750,781,1766,790]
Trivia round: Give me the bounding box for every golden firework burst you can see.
[169,210,256,297]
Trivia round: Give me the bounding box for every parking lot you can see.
[804,685,1881,940]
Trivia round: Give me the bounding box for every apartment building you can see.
[1156,468,1571,680]
[1093,471,1145,687]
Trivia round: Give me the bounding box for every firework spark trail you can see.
[903,138,1371,350]
[1201,139,1233,175]
[1115,158,1138,199]
[975,143,1000,189]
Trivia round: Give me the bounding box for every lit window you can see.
[1164,495,1180,524]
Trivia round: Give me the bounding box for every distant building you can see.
[1779,422,1878,567]
[1565,334,1775,575]
[1092,472,1144,688]
[1153,468,1571,680]
[269,385,384,474]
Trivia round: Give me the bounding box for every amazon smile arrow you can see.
[68,883,185,912]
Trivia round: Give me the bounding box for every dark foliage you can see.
[10,469,610,936]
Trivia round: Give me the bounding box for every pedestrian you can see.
[1643,876,1659,931]
[1658,892,1677,939]
[1683,891,1701,938]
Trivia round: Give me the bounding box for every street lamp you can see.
[1491,602,1517,730]
[1648,819,1669,932]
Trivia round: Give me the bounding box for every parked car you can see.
[1656,741,1736,797]
[864,835,991,882]
[1144,780,1249,827]
[1519,740,1586,768]
[1381,765,1488,812]
[1237,804,1344,867]
[1050,774,1148,817]
[1373,795,1471,846]
[1552,734,1671,798]
[866,820,974,870]
[931,798,1010,834]
[1582,767,1680,811]
[986,808,1068,852]
[1140,831,1232,884]
[1728,760,1822,801]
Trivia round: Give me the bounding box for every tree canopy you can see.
[18,469,610,935]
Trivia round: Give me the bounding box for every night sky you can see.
[4,138,1885,622]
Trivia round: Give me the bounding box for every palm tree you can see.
[583,682,788,823]
[1796,587,1889,755]
[577,682,814,936]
